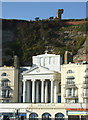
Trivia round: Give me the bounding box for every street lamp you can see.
[16,108,20,119]
[26,108,31,119]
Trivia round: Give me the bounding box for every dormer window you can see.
[49,57,52,64]
[1,73,7,76]
[67,70,73,74]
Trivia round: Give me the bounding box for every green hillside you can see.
[2,19,87,66]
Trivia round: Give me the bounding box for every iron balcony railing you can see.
[64,93,78,98]
[1,86,11,90]
[0,94,12,98]
[67,81,75,85]
[82,92,88,98]
[83,81,88,84]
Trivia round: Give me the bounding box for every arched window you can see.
[29,113,38,120]
[67,70,73,74]
[1,73,7,76]
[55,113,64,120]
[42,112,51,119]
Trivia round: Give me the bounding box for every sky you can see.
[1,1,87,21]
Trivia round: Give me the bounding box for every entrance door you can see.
[81,115,88,120]
[68,115,79,120]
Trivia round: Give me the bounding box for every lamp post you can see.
[26,108,31,119]
[16,108,20,120]
[13,109,16,120]
[14,108,20,120]
[80,102,82,120]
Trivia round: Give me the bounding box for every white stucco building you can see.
[61,63,88,104]
[0,53,88,119]
[61,63,88,119]
[32,52,62,72]
[0,65,18,103]
[21,52,62,103]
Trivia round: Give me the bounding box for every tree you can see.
[35,17,39,21]
[49,17,54,21]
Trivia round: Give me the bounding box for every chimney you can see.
[64,51,73,64]
[14,55,19,68]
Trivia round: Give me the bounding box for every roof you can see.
[22,65,54,76]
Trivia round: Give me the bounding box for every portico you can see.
[22,66,60,103]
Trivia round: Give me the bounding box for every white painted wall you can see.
[32,53,62,72]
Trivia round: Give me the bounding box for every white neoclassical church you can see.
[21,52,62,103]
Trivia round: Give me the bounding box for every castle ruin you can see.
[56,9,64,20]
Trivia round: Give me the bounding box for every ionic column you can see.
[54,81,57,103]
[51,80,54,103]
[66,89,68,97]
[27,80,31,102]
[72,88,74,96]
[23,79,26,103]
[41,80,45,103]
[45,81,48,103]
[36,81,40,103]
[32,80,35,103]
[79,115,81,120]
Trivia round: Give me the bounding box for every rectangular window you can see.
[75,99,78,103]
[2,90,10,98]
[67,79,74,85]
[44,58,45,66]
[58,96,61,103]
[49,57,51,64]
[66,99,71,103]
[85,78,88,84]
[3,100,9,103]
[40,57,43,66]
[53,57,55,64]
[84,89,88,96]
[2,90,6,97]
[68,88,72,96]
[2,81,8,87]
[83,99,88,103]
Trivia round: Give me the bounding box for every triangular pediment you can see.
[22,65,54,75]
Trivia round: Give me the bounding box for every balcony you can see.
[82,93,88,98]
[1,86,11,90]
[2,95,11,98]
[67,81,75,85]
[64,94,78,99]
[82,81,88,88]
[0,95,12,99]
[65,81,76,89]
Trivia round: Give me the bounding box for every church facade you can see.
[21,52,62,104]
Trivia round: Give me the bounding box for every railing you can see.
[2,95,11,98]
[83,81,88,84]
[67,81,75,85]
[64,93,78,98]
[82,92,88,97]
[1,86,11,90]
[0,94,12,99]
